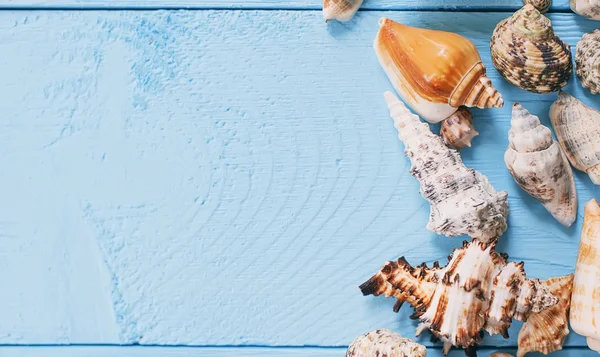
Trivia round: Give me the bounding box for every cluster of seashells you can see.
[320,1,600,357]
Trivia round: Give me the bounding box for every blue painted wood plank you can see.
[0,9,598,348]
[0,0,574,11]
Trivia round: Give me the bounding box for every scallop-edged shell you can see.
[345,329,427,357]
[523,0,552,13]
[375,17,503,124]
[385,92,509,241]
[571,0,600,20]
[516,274,573,357]
[359,240,558,356]
[322,0,363,22]
[549,91,600,185]
[576,30,600,94]
[570,199,600,353]
[440,107,479,150]
[491,4,572,94]
[504,103,577,226]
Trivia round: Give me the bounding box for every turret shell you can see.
[322,0,363,22]
[491,4,572,94]
[385,92,509,241]
[375,17,503,123]
[345,329,427,357]
[570,0,600,20]
[576,29,600,94]
[549,91,600,185]
[504,103,578,226]
[440,107,479,150]
[523,0,552,13]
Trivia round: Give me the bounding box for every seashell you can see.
[570,199,600,353]
[375,17,503,124]
[576,30,600,94]
[504,103,577,227]
[517,274,573,357]
[385,91,509,242]
[549,91,600,185]
[490,353,515,357]
[322,0,363,22]
[523,0,552,13]
[490,4,572,94]
[359,239,559,355]
[440,107,479,150]
[345,329,427,357]
[570,0,600,20]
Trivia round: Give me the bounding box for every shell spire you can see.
[376,18,503,124]
[549,91,600,185]
[346,329,427,357]
[570,199,600,353]
[576,29,600,94]
[359,240,559,355]
[385,92,509,241]
[504,103,578,226]
[322,0,363,22]
[523,0,552,13]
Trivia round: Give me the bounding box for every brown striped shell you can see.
[359,240,558,356]
[523,0,551,13]
[345,329,427,357]
[490,4,572,94]
[576,29,600,94]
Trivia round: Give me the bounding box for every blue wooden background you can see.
[0,0,599,356]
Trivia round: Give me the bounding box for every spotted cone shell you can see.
[576,30,600,94]
[491,4,572,94]
[322,0,363,22]
[523,0,552,13]
[570,0,600,20]
[517,274,573,357]
[345,329,427,357]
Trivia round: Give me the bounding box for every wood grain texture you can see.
[0,9,598,350]
[0,0,574,10]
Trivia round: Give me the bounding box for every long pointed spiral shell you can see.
[524,0,552,12]
[345,329,427,357]
[322,0,363,22]
[576,29,600,94]
[549,91,600,185]
[359,240,558,355]
[517,274,573,357]
[570,0,600,20]
[375,18,503,123]
[504,103,577,226]
[491,4,572,94]
[385,91,509,241]
[570,199,600,353]
[440,107,479,150]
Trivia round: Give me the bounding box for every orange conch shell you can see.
[374,18,504,123]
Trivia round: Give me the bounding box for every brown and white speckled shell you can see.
[491,4,572,94]
[504,103,577,226]
[440,107,479,150]
[345,329,427,357]
[359,240,558,356]
[517,274,573,357]
[549,91,600,185]
[571,0,600,20]
[322,0,363,22]
[385,92,509,242]
[576,30,600,94]
[523,0,552,13]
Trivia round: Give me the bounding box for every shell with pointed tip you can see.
[345,329,427,357]
[385,91,509,241]
[440,107,479,150]
[517,274,573,357]
[491,4,572,94]
[359,240,558,355]
[504,103,577,226]
[322,0,362,22]
[576,30,600,94]
[570,199,600,353]
[549,91,600,185]
[523,0,552,13]
[375,17,504,124]
[571,0,600,20]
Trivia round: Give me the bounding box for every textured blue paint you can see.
[0,5,599,357]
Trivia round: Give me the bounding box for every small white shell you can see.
[345,329,427,357]
[570,0,600,20]
[322,0,363,22]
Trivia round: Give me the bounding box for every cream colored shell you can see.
[440,107,479,150]
[505,103,577,226]
[523,0,552,13]
[345,329,427,357]
[385,92,509,241]
[550,91,600,185]
[322,0,363,22]
[570,199,600,353]
[576,30,600,94]
[571,0,600,20]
